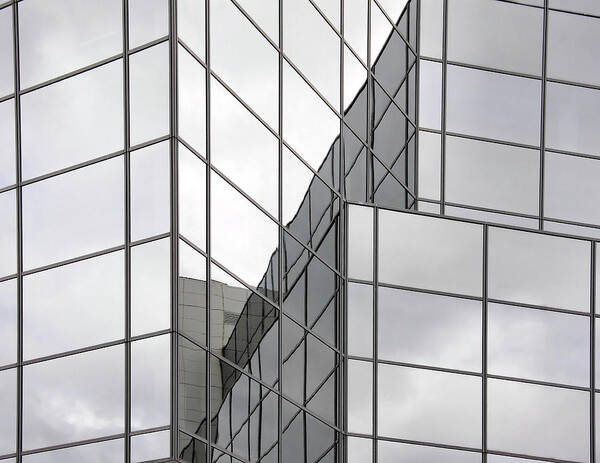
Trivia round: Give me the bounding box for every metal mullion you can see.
[414,0,420,206]
[278,1,283,460]
[122,1,132,461]
[12,1,22,461]
[169,0,179,457]
[539,0,548,231]
[443,200,539,221]
[440,0,447,215]
[372,207,378,463]
[21,433,126,457]
[591,242,596,463]
[482,225,488,461]
[366,0,373,203]
[204,0,212,459]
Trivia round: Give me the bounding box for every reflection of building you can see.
[3,0,600,462]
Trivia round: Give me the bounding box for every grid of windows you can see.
[348,204,600,463]
[417,0,600,239]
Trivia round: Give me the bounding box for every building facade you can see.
[0,0,599,462]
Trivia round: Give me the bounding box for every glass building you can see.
[0,0,599,462]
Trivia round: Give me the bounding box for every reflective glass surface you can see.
[21,60,123,180]
[22,439,123,463]
[0,368,16,455]
[131,238,171,336]
[0,279,16,367]
[420,0,443,59]
[418,130,441,200]
[488,303,589,386]
[129,0,168,49]
[488,227,590,311]
[0,189,16,277]
[23,345,124,450]
[447,0,543,75]
[348,205,373,281]
[131,335,170,430]
[447,65,540,145]
[347,283,373,357]
[347,359,372,434]
[379,440,481,463]
[23,250,124,360]
[379,287,481,371]
[23,158,124,270]
[131,430,170,462]
[379,211,483,296]
[378,364,481,447]
[0,99,15,188]
[178,46,206,154]
[18,0,121,88]
[129,42,169,145]
[446,136,539,215]
[0,6,13,97]
[546,82,600,156]
[419,59,442,130]
[487,379,589,462]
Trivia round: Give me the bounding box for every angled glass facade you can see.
[1,0,599,463]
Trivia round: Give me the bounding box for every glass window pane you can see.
[178,46,206,155]
[379,440,481,463]
[487,379,589,462]
[21,60,123,180]
[0,368,16,455]
[488,227,590,311]
[447,0,543,75]
[548,11,600,86]
[0,189,16,277]
[379,287,481,371]
[129,0,168,49]
[211,172,278,288]
[23,251,124,360]
[347,283,373,357]
[418,130,440,200]
[490,303,589,386]
[545,152,600,226]
[0,6,13,97]
[446,135,539,215]
[22,439,123,463]
[378,364,481,447]
[18,0,121,88]
[211,0,278,129]
[211,78,278,216]
[0,98,15,188]
[131,141,170,241]
[23,345,124,450]
[283,0,340,108]
[131,430,170,462]
[418,59,441,130]
[23,158,124,270]
[348,205,373,281]
[447,65,540,145]
[347,360,372,434]
[132,335,170,430]
[283,62,340,171]
[348,437,372,463]
[488,456,552,463]
[131,238,171,336]
[179,143,206,250]
[178,0,205,59]
[130,42,169,145]
[546,82,600,156]
[344,0,367,63]
[420,0,443,59]
[0,279,16,367]
[379,211,483,296]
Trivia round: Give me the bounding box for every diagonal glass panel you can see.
[283,0,340,108]
[283,62,340,172]
[211,77,278,217]
[21,60,123,180]
[211,0,278,130]
[236,0,278,42]
[178,0,205,59]
[23,250,124,360]
[211,171,279,294]
[344,0,367,63]
[18,0,122,88]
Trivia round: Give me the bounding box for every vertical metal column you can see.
[538,0,548,231]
